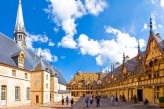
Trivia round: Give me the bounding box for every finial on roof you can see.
[113,62,115,71]
[138,41,140,52]
[111,63,112,72]
[40,51,42,58]
[123,53,125,64]
[150,17,153,33]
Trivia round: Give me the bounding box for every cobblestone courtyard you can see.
[1,97,161,109]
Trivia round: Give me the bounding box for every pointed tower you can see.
[14,0,26,50]
[12,0,26,69]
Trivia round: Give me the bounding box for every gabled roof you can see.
[33,59,47,71]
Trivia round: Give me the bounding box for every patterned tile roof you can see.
[0,32,67,85]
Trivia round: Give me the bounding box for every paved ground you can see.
[1,97,80,109]
[1,97,161,109]
[73,97,161,109]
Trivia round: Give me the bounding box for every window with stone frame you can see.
[1,85,7,100]
[26,87,30,100]
[15,86,20,101]
[46,75,48,80]
[154,71,159,78]
[155,86,160,99]
[12,70,16,77]
[25,73,28,79]
[46,83,48,89]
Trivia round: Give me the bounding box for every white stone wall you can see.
[43,71,50,104]
[0,65,31,107]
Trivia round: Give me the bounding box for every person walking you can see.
[62,98,64,105]
[111,95,114,105]
[96,96,100,107]
[70,98,74,109]
[85,97,89,107]
[90,97,93,105]
[66,96,69,105]
[115,96,118,105]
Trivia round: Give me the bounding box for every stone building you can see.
[0,0,68,107]
[67,18,164,104]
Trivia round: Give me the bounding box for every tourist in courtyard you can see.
[90,97,93,105]
[96,96,100,107]
[110,95,114,105]
[66,96,69,105]
[144,98,149,105]
[85,97,90,107]
[62,98,64,105]
[92,95,94,103]
[70,98,74,109]
[115,96,118,105]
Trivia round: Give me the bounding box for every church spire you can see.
[14,0,26,50]
[14,0,26,34]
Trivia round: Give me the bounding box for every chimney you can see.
[125,55,130,63]
[156,33,161,38]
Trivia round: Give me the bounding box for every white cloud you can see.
[144,23,148,30]
[85,0,107,16]
[161,0,164,8]
[141,23,148,32]
[36,48,58,62]
[53,55,58,62]
[58,35,77,48]
[158,24,162,28]
[78,34,100,56]
[77,26,146,66]
[26,33,58,62]
[26,33,49,50]
[54,27,59,32]
[48,40,55,46]
[61,56,65,59]
[45,0,107,49]
[151,0,158,5]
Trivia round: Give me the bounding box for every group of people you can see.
[85,95,100,107]
[61,96,74,108]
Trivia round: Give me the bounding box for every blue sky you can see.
[0,0,164,82]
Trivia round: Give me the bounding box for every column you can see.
[152,86,155,104]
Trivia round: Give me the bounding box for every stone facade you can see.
[0,64,31,107]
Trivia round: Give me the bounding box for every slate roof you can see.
[0,32,67,85]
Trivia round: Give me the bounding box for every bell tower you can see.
[13,0,26,69]
[14,0,26,50]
